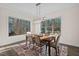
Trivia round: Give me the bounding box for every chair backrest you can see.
[26,34,33,45]
[55,34,60,46]
[34,35,41,45]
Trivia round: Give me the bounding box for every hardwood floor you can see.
[68,46,79,56]
[59,43,79,56]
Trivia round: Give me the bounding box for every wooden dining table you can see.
[40,35,55,56]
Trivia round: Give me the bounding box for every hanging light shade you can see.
[36,3,41,6]
[35,3,46,20]
[35,3,41,20]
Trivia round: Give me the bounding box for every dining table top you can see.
[31,34,56,42]
[40,35,56,42]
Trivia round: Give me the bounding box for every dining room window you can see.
[8,17,30,36]
[40,17,61,34]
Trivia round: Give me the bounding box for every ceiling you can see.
[0,3,79,17]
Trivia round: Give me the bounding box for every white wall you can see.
[0,16,1,39]
[0,7,34,46]
[34,6,79,47]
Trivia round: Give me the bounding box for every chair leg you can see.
[54,47,58,56]
[55,48,57,56]
[57,47,59,56]
[55,47,59,56]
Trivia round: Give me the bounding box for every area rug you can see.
[0,43,42,56]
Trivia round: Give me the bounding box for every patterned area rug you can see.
[0,42,58,56]
[0,43,43,56]
[12,44,41,56]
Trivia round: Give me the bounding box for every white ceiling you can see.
[0,3,79,17]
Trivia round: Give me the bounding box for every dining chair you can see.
[26,34,34,49]
[50,34,60,56]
